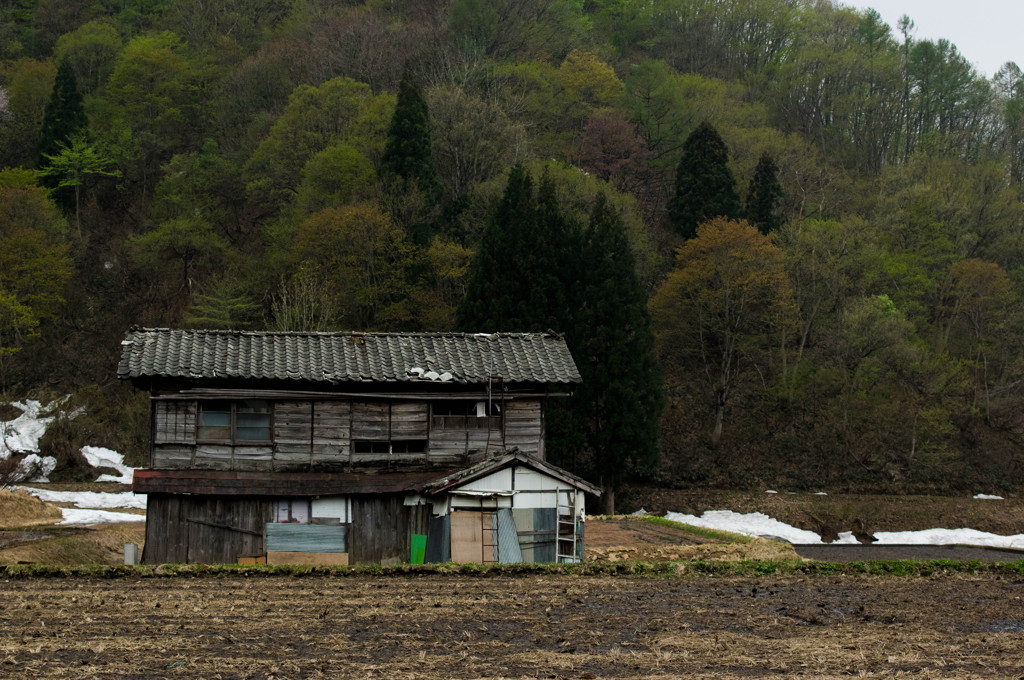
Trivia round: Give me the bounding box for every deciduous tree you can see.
[651,217,795,444]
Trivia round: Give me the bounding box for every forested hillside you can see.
[3,0,1024,495]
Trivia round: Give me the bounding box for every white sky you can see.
[843,1,1024,78]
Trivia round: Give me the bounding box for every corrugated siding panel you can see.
[533,508,557,562]
[495,508,522,563]
[424,515,451,563]
[266,523,348,553]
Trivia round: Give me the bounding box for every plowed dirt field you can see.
[2,573,1023,678]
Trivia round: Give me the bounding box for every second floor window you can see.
[197,400,272,443]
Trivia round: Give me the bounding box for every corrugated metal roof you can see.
[118,328,581,385]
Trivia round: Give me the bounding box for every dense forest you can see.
[3,0,1024,497]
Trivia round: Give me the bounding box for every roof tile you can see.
[118,329,581,385]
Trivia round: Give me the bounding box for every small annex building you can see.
[119,328,600,565]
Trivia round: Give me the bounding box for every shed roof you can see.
[422,449,602,497]
[118,328,581,385]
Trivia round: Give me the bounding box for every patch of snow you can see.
[974,494,1004,500]
[19,487,145,509]
[1,399,58,454]
[665,510,826,544]
[665,510,1024,549]
[873,528,1024,549]
[59,508,145,525]
[80,446,134,484]
[765,490,778,494]
[812,492,828,496]
[630,508,648,516]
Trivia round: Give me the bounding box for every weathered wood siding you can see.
[149,397,545,470]
[349,496,430,564]
[142,494,273,564]
[504,400,543,457]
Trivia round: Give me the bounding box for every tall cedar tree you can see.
[571,193,663,512]
[456,165,577,332]
[745,152,783,234]
[381,64,441,203]
[668,122,740,239]
[38,61,88,168]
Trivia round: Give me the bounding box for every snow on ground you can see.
[1,400,62,481]
[2,399,136,484]
[666,509,1024,549]
[974,494,1004,500]
[59,507,146,525]
[80,446,134,484]
[19,487,146,510]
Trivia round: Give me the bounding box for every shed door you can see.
[450,511,497,563]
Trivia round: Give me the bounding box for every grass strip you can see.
[3,558,1023,579]
[639,514,754,543]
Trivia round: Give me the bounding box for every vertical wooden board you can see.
[450,511,484,563]
[349,495,402,564]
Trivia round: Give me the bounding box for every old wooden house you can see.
[120,328,600,565]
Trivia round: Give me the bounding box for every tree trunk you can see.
[600,486,615,515]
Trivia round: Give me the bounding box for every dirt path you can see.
[2,573,1023,678]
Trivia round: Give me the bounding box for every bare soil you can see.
[1,573,1023,678]
[585,516,799,562]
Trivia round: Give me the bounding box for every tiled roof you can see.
[117,328,581,385]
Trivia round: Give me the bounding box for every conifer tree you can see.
[381,63,441,202]
[745,152,783,234]
[570,193,662,512]
[668,121,740,239]
[456,164,536,331]
[38,61,88,167]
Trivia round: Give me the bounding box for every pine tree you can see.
[745,152,783,234]
[571,193,662,512]
[381,63,441,201]
[668,121,740,239]
[38,61,88,167]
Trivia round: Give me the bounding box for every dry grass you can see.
[0,522,145,565]
[0,489,62,528]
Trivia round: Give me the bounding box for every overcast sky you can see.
[842,1,1024,78]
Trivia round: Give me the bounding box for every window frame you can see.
[196,400,273,444]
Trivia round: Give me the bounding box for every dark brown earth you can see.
[2,574,1024,678]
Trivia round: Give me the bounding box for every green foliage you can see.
[669,121,740,239]
[128,216,229,296]
[744,152,782,234]
[381,64,440,203]
[38,133,119,233]
[569,193,663,491]
[243,77,394,217]
[0,178,71,371]
[457,164,578,332]
[52,20,123,95]
[289,203,414,330]
[37,60,88,167]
